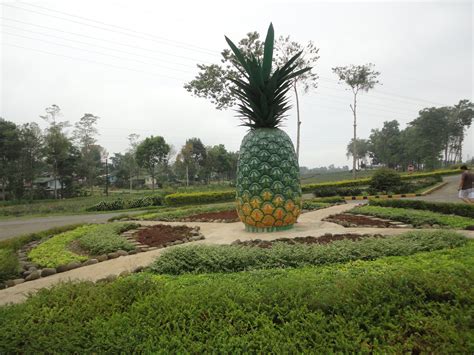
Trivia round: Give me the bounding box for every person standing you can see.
[458,165,474,203]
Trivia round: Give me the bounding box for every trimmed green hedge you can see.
[86,195,163,212]
[0,242,472,353]
[164,190,235,206]
[150,230,466,275]
[301,169,460,193]
[369,199,474,218]
[350,206,474,229]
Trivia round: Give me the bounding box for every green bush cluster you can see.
[313,186,363,197]
[369,199,474,218]
[150,230,466,275]
[350,205,474,229]
[369,168,402,193]
[0,240,472,353]
[310,196,346,203]
[27,223,136,268]
[164,190,235,206]
[87,195,163,212]
[0,225,83,283]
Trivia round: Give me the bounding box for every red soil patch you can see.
[183,210,239,222]
[324,213,394,228]
[136,224,199,247]
[235,233,383,248]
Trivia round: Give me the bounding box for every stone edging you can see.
[1,225,205,290]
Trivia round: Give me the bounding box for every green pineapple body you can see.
[236,128,302,232]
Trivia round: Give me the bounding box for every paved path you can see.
[0,212,142,241]
[1,203,473,306]
[412,174,462,203]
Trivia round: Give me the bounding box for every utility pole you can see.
[105,156,109,197]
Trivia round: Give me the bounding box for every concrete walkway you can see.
[1,203,473,306]
[412,174,462,203]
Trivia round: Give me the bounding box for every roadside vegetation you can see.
[369,199,474,218]
[349,205,474,229]
[149,230,465,275]
[28,223,137,268]
[0,237,472,353]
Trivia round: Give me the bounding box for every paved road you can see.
[412,174,462,203]
[0,212,139,241]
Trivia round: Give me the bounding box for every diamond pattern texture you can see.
[236,128,302,231]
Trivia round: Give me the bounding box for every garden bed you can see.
[135,224,204,247]
[231,233,383,248]
[323,213,411,228]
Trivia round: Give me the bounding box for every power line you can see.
[2,31,196,74]
[1,42,189,81]
[18,1,217,55]
[1,17,213,64]
[1,22,206,69]
[2,3,218,56]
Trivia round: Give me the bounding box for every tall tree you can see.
[332,63,380,178]
[184,31,319,161]
[135,136,170,191]
[346,138,370,169]
[73,113,100,193]
[206,144,232,182]
[19,122,44,199]
[0,118,22,200]
[274,36,319,161]
[369,120,402,169]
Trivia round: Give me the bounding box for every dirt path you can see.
[1,203,473,306]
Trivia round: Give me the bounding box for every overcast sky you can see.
[1,0,472,168]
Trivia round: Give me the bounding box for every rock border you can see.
[1,225,205,289]
[323,213,414,228]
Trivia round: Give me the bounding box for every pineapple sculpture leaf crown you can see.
[225,23,311,129]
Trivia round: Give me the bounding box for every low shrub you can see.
[164,190,235,206]
[310,196,346,203]
[0,249,19,283]
[0,241,472,353]
[301,201,330,210]
[136,203,235,221]
[369,199,474,218]
[28,223,136,267]
[77,223,137,255]
[87,195,163,212]
[149,230,466,275]
[313,186,363,197]
[370,168,402,193]
[350,206,474,229]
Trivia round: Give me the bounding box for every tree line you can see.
[346,99,473,170]
[0,105,238,200]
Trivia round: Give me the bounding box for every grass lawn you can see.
[0,234,472,353]
[349,205,474,229]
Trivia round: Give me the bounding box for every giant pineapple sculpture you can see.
[225,24,311,232]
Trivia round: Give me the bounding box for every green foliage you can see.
[1,241,472,353]
[164,190,235,206]
[77,223,136,255]
[86,195,163,211]
[370,168,402,193]
[0,249,20,283]
[350,206,474,229]
[313,186,363,197]
[226,23,311,128]
[301,201,330,210]
[28,223,136,267]
[135,202,235,221]
[150,230,466,275]
[369,199,474,218]
[310,196,346,203]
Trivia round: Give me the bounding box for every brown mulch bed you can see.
[234,233,383,248]
[136,224,199,247]
[324,213,394,228]
[182,210,239,222]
